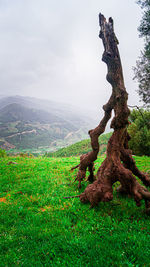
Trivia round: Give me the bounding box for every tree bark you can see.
[72,14,150,211]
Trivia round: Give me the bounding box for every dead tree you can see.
[72,14,150,211]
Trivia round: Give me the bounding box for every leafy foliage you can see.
[134,53,150,105]
[137,0,150,39]
[128,109,150,155]
[0,148,7,158]
[133,0,150,106]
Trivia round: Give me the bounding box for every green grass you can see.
[0,155,150,266]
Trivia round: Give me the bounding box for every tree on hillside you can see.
[70,14,150,212]
[128,109,150,156]
[133,0,150,106]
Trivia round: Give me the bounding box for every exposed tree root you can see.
[71,94,114,188]
[70,13,150,212]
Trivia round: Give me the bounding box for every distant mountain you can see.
[0,96,96,152]
[0,103,74,127]
[0,95,96,127]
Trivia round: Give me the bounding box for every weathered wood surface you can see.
[72,14,150,211]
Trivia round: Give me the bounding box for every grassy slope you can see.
[46,132,112,157]
[0,155,150,266]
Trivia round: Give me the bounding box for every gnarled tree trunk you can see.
[72,14,150,211]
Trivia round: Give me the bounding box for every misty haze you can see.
[0,1,143,153]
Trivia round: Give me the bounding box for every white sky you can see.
[0,0,143,114]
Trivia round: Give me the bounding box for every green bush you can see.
[128,109,150,156]
[0,148,7,158]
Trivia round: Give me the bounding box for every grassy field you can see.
[0,155,150,266]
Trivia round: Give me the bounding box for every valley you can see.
[0,96,96,153]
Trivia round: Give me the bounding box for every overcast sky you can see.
[0,0,144,114]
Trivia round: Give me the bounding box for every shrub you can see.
[0,148,7,158]
[128,109,150,156]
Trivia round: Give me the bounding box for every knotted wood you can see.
[72,14,150,211]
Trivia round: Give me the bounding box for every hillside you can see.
[0,96,97,152]
[0,95,97,127]
[0,103,67,124]
[46,132,112,157]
